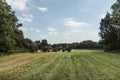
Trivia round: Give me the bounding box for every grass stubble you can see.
[0,50,120,80]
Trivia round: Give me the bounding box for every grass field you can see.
[0,50,120,80]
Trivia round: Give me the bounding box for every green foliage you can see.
[23,38,38,52]
[99,13,117,50]
[99,0,120,51]
[34,39,51,52]
[51,40,101,51]
[0,0,37,54]
[41,39,48,46]
[34,40,41,49]
[0,37,12,53]
[41,46,51,52]
[0,0,14,53]
[79,40,101,49]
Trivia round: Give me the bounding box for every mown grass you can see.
[0,50,120,80]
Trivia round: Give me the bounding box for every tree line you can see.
[34,39,102,52]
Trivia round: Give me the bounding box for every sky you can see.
[6,0,116,44]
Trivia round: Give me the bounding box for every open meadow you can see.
[0,50,120,80]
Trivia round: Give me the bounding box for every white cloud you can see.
[48,28,56,31]
[39,34,48,39]
[18,17,32,22]
[48,28,58,36]
[29,28,34,31]
[35,28,41,33]
[6,0,28,11]
[70,29,83,33]
[18,14,34,23]
[49,32,58,36]
[23,14,34,18]
[64,18,90,28]
[38,7,48,12]
[20,27,41,33]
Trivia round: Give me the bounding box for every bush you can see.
[0,37,12,53]
[41,46,51,52]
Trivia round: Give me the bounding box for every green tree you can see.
[99,0,120,51]
[34,40,42,49]
[41,39,48,46]
[11,29,24,49]
[0,0,36,54]
[99,13,118,50]
[78,40,101,49]
[24,38,38,52]
[111,0,120,51]
[0,0,21,53]
[40,39,51,52]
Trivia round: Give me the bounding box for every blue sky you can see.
[6,0,116,44]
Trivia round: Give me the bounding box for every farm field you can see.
[0,50,120,80]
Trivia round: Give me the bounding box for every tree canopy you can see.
[0,0,37,55]
[99,0,120,51]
